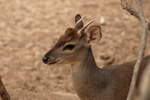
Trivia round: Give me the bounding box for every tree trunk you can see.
[0,77,11,100]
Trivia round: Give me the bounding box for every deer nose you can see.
[42,56,49,64]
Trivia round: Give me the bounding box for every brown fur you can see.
[59,28,80,42]
[42,16,149,100]
[71,48,149,100]
[43,28,149,100]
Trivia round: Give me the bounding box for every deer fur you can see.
[42,14,149,100]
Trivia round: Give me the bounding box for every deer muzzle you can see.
[42,56,49,64]
[42,55,60,65]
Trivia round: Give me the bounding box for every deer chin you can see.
[47,59,60,65]
[59,60,77,65]
[47,59,76,66]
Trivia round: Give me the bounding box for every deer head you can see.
[42,14,102,65]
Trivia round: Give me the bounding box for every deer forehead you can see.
[59,28,80,42]
[53,28,81,48]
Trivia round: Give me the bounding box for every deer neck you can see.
[70,47,100,85]
[70,47,98,72]
[70,48,102,98]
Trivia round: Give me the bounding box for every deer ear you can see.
[75,14,83,30]
[87,25,102,44]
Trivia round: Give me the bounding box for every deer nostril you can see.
[42,56,49,64]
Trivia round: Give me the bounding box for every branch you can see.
[121,0,150,31]
[0,78,11,100]
[137,62,150,100]
[124,0,149,100]
[120,0,149,100]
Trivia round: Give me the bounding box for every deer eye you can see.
[63,44,75,50]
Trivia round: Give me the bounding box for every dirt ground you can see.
[0,0,150,100]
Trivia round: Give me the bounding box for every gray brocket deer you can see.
[42,14,150,100]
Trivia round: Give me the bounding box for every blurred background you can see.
[0,0,150,100]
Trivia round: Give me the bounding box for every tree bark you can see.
[0,78,11,100]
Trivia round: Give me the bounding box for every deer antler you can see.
[78,19,95,34]
[74,15,86,28]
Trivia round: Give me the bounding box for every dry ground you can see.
[0,0,150,100]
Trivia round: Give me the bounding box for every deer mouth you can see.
[47,59,60,65]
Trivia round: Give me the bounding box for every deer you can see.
[42,14,150,100]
